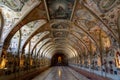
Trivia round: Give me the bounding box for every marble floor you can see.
[32,66,90,80]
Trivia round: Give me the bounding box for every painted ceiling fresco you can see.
[0,0,40,41]
[93,0,118,13]
[46,0,75,19]
[0,0,120,71]
[84,0,120,46]
[50,22,70,45]
[0,0,28,11]
[0,0,22,11]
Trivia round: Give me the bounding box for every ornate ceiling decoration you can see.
[0,0,119,60]
[46,0,76,19]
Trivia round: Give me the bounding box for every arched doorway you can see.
[51,53,68,66]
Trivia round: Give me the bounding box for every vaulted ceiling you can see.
[0,0,120,59]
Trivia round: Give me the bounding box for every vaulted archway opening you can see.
[51,53,68,66]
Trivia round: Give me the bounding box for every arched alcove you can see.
[51,52,68,66]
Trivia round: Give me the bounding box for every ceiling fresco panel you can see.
[46,0,75,19]
[52,31,69,38]
[51,22,69,29]
[0,0,27,11]
[98,0,117,13]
